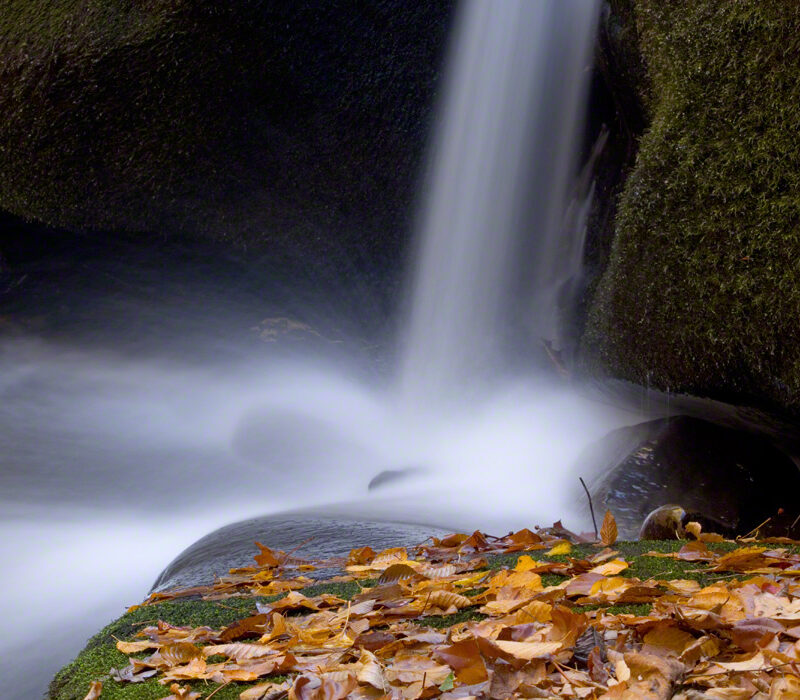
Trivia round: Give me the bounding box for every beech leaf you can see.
[600,510,618,546]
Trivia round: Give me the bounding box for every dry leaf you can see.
[82,681,102,700]
[600,510,618,546]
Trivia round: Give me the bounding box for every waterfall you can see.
[401,0,599,405]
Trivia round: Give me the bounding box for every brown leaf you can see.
[600,510,618,546]
[81,681,102,700]
[434,639,489,684]
[216,614,268,642]
[161,684,201,700]
[378,563,419,585]
[254,542,282,567]
[346,546,375,565]
[240,680,292,700]
[159,642,203,667]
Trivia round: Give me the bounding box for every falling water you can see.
[401,0,600,404]
[1,3,641,698]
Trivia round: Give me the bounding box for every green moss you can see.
[576,603,653,616]
[48,578,373,699]
[50,543,762,698]
[421,609,487,629]
[583,1,800,416]
[300,579,376,600]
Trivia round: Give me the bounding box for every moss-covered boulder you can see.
[0,1,452,263]
[582,1,800,417]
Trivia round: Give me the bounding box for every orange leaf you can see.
[254,542,281,567]
[378,563,419,584]
[81,682,102,700]
[434,639,489,684]
[346,546,375,565]
[600,510,618,546]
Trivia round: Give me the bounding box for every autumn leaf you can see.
[378,562,418,584]
[97,526,800,700]
[254,542,281,567]
[600,510,618,546]
[81,681,102,700]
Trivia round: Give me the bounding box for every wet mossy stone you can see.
[0,1,453,262]
[582,1,800,417]
[578,415,800,539]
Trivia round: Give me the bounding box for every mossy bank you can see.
[48,540,754,700]
[583,1,800,417]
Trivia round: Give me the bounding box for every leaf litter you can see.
[82,514,800,699]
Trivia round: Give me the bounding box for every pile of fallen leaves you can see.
[83,515,800,700]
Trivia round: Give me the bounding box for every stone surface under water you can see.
[152,514,452,592]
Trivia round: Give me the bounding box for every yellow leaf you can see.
[600,510,618,546]
[425,589,473,610]
[546,541,572,556]
[588,559,628,576]
[490,640,562,660]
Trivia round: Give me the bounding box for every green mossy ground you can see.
[583,1,800,416]
[49,541,751,700]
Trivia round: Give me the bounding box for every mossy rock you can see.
[582,1,800,417]
[0,1,453,263]
[48,540,756,699]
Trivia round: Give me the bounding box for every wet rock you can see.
[581,2,800,418]
[577,415,800,539]
[152,513,450,592]
[0,1,454,266]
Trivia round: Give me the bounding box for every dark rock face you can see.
[0,1,454,268]
[152,513,450,592]
[580,1,800,418]
[579,415,800,539]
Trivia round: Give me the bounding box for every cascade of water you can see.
[400,0,599,406]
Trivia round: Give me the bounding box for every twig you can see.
[206,681,231,699]
[580,477,598,539]
[741,517,772,540]
[339,600,352,640]
[280,536,315,565]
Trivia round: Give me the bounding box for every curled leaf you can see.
[378,563,419,584]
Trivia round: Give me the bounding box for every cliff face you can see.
[0,1,453,267]
[582,0,800,417]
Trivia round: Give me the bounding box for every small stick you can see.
[206,681,231,699]
[580,477,598,539]
[281,536,315,565]
[741,516,772,540]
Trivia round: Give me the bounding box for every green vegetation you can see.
[422,610,487,629]
[583,1,800,416]
[51,540,766,698]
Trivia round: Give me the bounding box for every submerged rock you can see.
[152,513,450,592]
[578,415,800,539]
[582,1,800,418]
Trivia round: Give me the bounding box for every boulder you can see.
[0,1,454,266]
[152,513,450,592]
[578,415,800,539]
[581,1,800,418]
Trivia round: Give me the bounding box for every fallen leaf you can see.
[81,681,102,700]
[254,542,282,567]
[600,511,618,547]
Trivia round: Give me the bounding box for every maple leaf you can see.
[600,510,618,546]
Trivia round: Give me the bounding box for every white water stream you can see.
[1,2,642,697]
